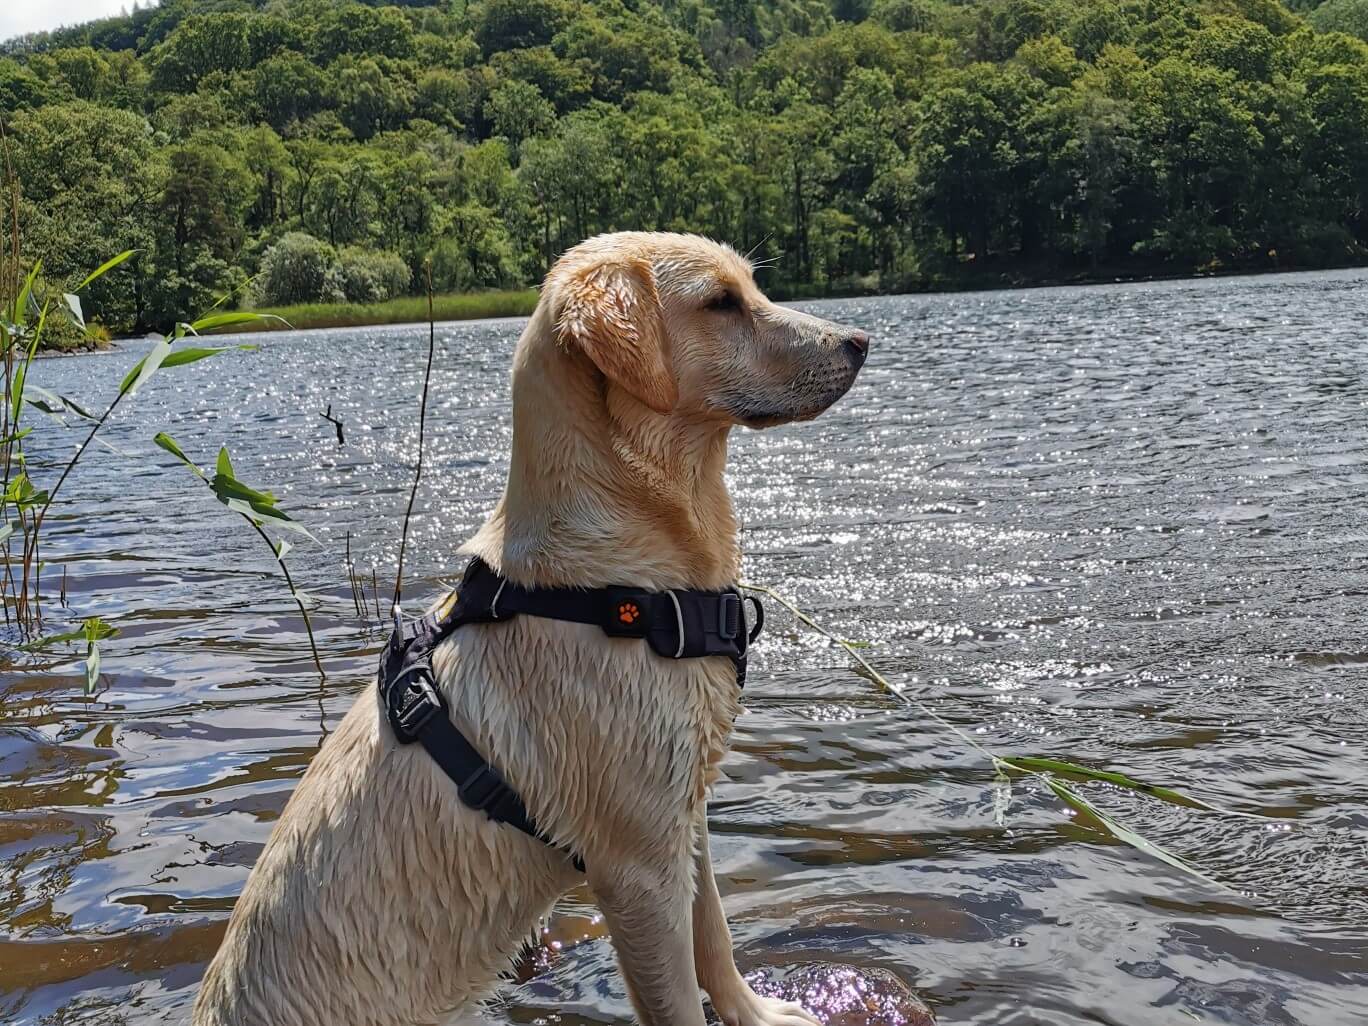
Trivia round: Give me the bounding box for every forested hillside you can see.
[3,0,1368,334]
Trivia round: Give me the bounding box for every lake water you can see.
[3,270,1367,1025]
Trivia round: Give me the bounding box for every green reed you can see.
[742,583,1272,888]
[155,434,325,681]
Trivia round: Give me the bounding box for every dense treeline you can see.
[3,0,1368,334]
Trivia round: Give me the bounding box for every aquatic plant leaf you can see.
[93,436,132,457]
[190,311,283,333]
[22,617,115,655]
[23,383,67,418]
[218,491,312,538]
[1045,778,1221,888]
[992,765,1013,827]
[3,472,48,509]
[82,616,117,643]
[160,344,257,371]
[0,521,11,543]
[210,473,278,510]
[63,293,84,330]
[3,472,29,503]
[223,496,260,521]
[1000,756,1237,815]
[76,250,135,291]
[119,336,173,396]
[58,395,98,421]
[215,446,236,481]
[153,432,203,476]
[85,641,101,695]
[21,627,86,650]
[248,501,316,539]
[12,259,41,324]
[11,305,46,424]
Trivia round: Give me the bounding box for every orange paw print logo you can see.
[617,601,641,625]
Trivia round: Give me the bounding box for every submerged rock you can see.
[708,963,935,1026]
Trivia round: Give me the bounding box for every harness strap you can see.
[384,655,583,870]
[379,558,762,871]
[448,558,759,682]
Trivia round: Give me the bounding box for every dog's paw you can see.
[713,991,823,1026]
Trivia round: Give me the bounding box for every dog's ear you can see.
[553,258,678,415]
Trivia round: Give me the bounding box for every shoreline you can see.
[80,260,1365,343]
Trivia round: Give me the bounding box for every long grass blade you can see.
[119,336,173,396]
[1045,778,1221,886]
[744,581,1266,890]
[75,249,135,291]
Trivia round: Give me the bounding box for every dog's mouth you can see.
[720,368,861,429]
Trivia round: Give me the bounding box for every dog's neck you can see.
[465,308,740,592]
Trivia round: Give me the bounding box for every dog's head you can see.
[545,232,868,428]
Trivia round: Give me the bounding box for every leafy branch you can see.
[3,248,273,630]
[155,433,325,681]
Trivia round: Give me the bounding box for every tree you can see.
[252,51,328,131]
[147,13,255,92]
[472,0,572,53]
[332,57,416,141]
[486,79,554,155]
[257,232,339,305]
[314,4,416,63]
[909,76,1015,261]
[1309,0,1368,40]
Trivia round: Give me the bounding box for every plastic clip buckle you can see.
[718,591,741,641]
[388,664,443,743]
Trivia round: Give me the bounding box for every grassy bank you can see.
[210,257,1368,337]
[236,290,540,332]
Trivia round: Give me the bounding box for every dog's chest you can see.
[434,615,742,820]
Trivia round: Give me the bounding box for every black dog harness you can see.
[379,558,762,867]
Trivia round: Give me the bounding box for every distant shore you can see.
[238,290,541,332]
[207,260,1368,335]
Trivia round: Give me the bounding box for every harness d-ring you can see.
[744,594,765,645]
[665,590,686,657]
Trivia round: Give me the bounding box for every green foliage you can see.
[3,0,1368,329]
[257,231,339,305]
[335,246,412,302]
[1309,0,1368,39]
[156,434,325,678]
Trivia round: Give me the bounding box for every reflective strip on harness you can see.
[379,558,761,868]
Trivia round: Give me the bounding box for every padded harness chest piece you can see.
[378,558,762,868]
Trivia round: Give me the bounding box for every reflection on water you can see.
[4,271,1368,1025]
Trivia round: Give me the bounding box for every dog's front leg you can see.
[591,851,710,1026]
[692,819,821,1026]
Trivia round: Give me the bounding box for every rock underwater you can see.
[706,963,935,1026]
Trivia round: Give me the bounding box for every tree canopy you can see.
[3,0,1368,332]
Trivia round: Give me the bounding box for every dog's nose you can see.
[843,329,870,366]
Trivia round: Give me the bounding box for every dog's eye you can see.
[705,290,742,313]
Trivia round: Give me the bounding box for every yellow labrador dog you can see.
[193,232,869,1026]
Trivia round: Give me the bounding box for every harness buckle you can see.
[718,591,741,641]
[388,663,445,743]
